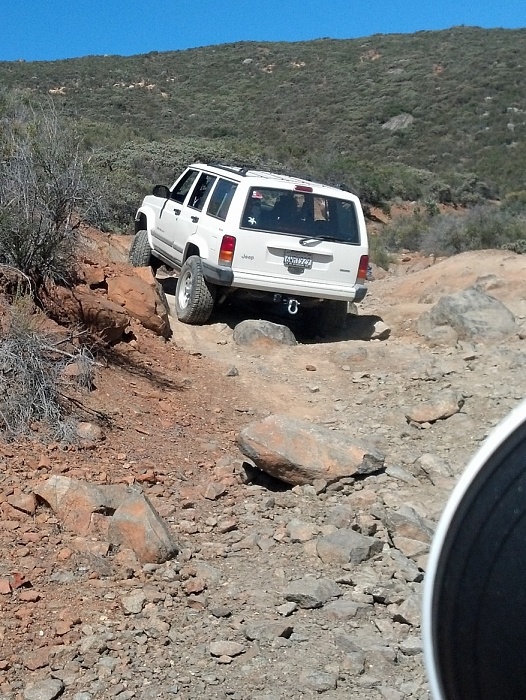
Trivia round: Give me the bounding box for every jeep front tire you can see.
[129,230,161,272]
[175,256,216,325]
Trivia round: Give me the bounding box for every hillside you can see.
[1,26,526,200]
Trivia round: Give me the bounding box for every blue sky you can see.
[3,0,525,62]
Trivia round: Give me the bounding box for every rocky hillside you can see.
[2,27,526,196]
[0,244,525,700]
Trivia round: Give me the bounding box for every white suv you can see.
[130,163,369,334]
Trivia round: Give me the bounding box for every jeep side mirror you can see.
[152,184,170,199]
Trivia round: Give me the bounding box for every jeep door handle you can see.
[191,216,199,223]
[173,208,181,215]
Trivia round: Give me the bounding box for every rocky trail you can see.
[0,245,525,700]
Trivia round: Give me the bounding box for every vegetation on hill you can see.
[1,27,525,207]
[0,28,525,265]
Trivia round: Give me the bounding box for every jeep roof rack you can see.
[206,162,252,176]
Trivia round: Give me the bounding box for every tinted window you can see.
[171,169,199,203]
[188,173,217,211]
[207,179,237,221]
[241,187,361,243]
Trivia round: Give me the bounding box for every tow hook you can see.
[287,298,300,315]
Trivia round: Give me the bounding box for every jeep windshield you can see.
[240,187,361,244]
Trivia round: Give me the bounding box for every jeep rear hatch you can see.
[231,186,368,298]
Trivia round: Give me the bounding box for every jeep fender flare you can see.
[134,206,157,247]
[182,234,212,264]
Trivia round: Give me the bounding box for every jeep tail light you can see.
[219,235,236,266]
[357,255,369,283]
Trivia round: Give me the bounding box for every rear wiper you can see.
[299,235,345,245]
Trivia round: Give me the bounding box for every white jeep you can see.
[130,163,369,334]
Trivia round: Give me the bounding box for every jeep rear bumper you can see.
[224,270,368,303]
[353,284,368,302]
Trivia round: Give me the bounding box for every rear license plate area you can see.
[283,251,312,269]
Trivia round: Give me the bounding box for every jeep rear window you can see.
[241,187,361,243]
[207,179,237,221]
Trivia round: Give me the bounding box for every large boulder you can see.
[107,269,171,339]
[233,320,297,347]
[417,287,518,342]
[237,414,385,486]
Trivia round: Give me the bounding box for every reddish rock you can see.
[34,477,128,537]
[108,494,179,564]
[82,264,107,287]
[0,578,11,595]
[7,493,37,515]
[238,414,385,486]
[202,482,226,500]
[107,271,171,339]
[54,620,72,636]
[23,646,50,670]
[34,476,177,563]
[1,503,26,521]
[56,548,73,561]
[41,282,130,344]
[183,578,207,595]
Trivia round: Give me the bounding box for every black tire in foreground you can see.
[423,398,526,700]
[129,230,161,272]
[174,256,216,324]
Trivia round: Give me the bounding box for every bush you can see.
[0,95,104,285]
[382,208,430,252]
[0,295,96,441]
[369,235,393,270]
[422,206,526,255]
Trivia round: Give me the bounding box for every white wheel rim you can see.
[178,269,193,309]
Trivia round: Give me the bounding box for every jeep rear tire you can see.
[175,256,216,325]
[303,300,348,338]
[129,230,161,272]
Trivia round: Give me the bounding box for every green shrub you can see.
[421,206,526,255]
[501,239,526,254]
[369,235,393,270]
[383,208,430,252]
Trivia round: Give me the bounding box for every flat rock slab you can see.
[244,620,293,642]
[406,390,464,424]
[238,414,385,486]
[283,577,342,608]
[316,529,384,565]
[23,679,64,700]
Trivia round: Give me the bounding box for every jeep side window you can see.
[189,173,217,211]
[207,179,237,221]
[170,169,199,203]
